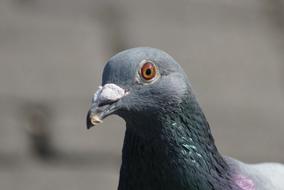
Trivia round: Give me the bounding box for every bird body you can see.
[87,47,284,190]
[227,158,284,190]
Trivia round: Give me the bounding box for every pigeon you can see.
[86,47,284,190]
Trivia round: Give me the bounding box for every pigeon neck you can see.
[119,96,238,190]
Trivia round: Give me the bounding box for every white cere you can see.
[92,86,103,104]
[92,83,128,104]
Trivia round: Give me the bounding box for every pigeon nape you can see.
[86,47,284,190]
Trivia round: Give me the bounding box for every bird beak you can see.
[86,83,128,129]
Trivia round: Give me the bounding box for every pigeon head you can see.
[86,48,238,190]
[87,47,190,129]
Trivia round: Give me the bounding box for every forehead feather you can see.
[102,47,184,85]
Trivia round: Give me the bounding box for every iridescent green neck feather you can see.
[118,95,239,190]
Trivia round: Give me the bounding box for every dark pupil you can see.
[145,68,152,76]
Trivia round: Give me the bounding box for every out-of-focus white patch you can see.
[250,163,284,189]
[234,175,255,190]
[92,83,127,104]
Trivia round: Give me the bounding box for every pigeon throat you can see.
[118,97,238,190]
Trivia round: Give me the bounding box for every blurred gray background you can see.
[0,0,284,189]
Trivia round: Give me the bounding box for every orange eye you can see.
[140,62,157,81]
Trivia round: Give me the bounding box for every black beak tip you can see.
[86,110,94,130]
